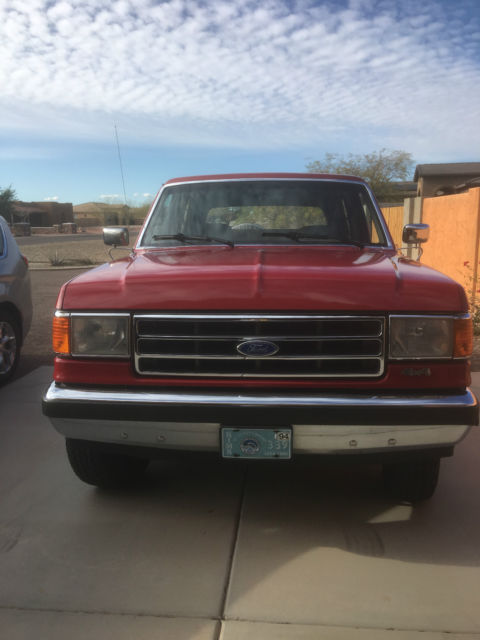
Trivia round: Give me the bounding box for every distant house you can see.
[12,203,46,226]
[73,202,127,227]
[73,202,150,226]
[12,201,74,226]
[414,163,480,197]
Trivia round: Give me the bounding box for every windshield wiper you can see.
[152,233,234,248]
[262,231,364,248]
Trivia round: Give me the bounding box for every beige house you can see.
[73,202,129,227]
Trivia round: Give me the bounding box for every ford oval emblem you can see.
[236,340,279,357]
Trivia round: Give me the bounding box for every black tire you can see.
[0,310,21,386]
[66,439,149,488]
[383,457,440,502]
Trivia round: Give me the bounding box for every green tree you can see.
[306,149,413,203]
[0,186,17,224]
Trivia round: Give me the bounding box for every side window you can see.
[359,191,384,244]
[0,226,5,256]
[336,188,386,245]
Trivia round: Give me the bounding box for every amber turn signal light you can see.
[454,317,473,358]
[52,314,70,355]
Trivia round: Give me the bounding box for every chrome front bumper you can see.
[42,383,478,455]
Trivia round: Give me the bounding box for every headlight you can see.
[389,315,472,359]
[71,314,130,356]
[52,313,131,357]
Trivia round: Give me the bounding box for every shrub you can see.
[49,251,65,266]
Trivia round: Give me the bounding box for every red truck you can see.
[42,173,478,500]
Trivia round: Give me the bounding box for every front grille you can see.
[134,314,385,378]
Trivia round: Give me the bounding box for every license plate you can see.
[221,427,292,459]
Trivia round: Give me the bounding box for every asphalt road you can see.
[14,268,86,381]
[16,230,139,246]
[16,234,103,246]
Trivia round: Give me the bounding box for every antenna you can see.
[114,123,128,207]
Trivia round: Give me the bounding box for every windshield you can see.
[140,180,388,247]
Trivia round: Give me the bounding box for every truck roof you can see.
[164,172,368,185]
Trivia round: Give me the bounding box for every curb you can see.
[28,264,102,272]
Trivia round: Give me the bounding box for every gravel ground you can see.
[17,228,140,267]
[20,237,113,267]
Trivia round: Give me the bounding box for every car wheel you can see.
[0,310,20,386]
[383,457,440,502]
[66,439,149,488]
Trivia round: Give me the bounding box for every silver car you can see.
[0,216,33,385]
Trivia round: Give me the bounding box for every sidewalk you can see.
[1,368,480,639]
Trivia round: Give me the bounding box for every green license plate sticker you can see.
[221,428,292,459]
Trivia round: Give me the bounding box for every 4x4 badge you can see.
[236,340,279,357]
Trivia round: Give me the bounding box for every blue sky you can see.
[1,0,479,205]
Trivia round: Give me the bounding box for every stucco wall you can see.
[421,188,480,300]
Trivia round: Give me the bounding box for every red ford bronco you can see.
[42,173,478,500]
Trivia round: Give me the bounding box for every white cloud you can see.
[99,194,121,200]
[0,0,479,156]
[44,195,59,201]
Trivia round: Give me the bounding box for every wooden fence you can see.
[380,206,404,247]
[421,188,480,302]
[382,189,480,303]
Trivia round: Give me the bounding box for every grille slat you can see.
[134,315,385,378]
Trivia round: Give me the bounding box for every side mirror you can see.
[402,223,429,244]
[103,227,129,247]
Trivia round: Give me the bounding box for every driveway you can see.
[1,366,480,639]
[4,266,480,638]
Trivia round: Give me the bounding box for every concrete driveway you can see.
[1,368,480,639]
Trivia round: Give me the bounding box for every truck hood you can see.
[60,245,467,312]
